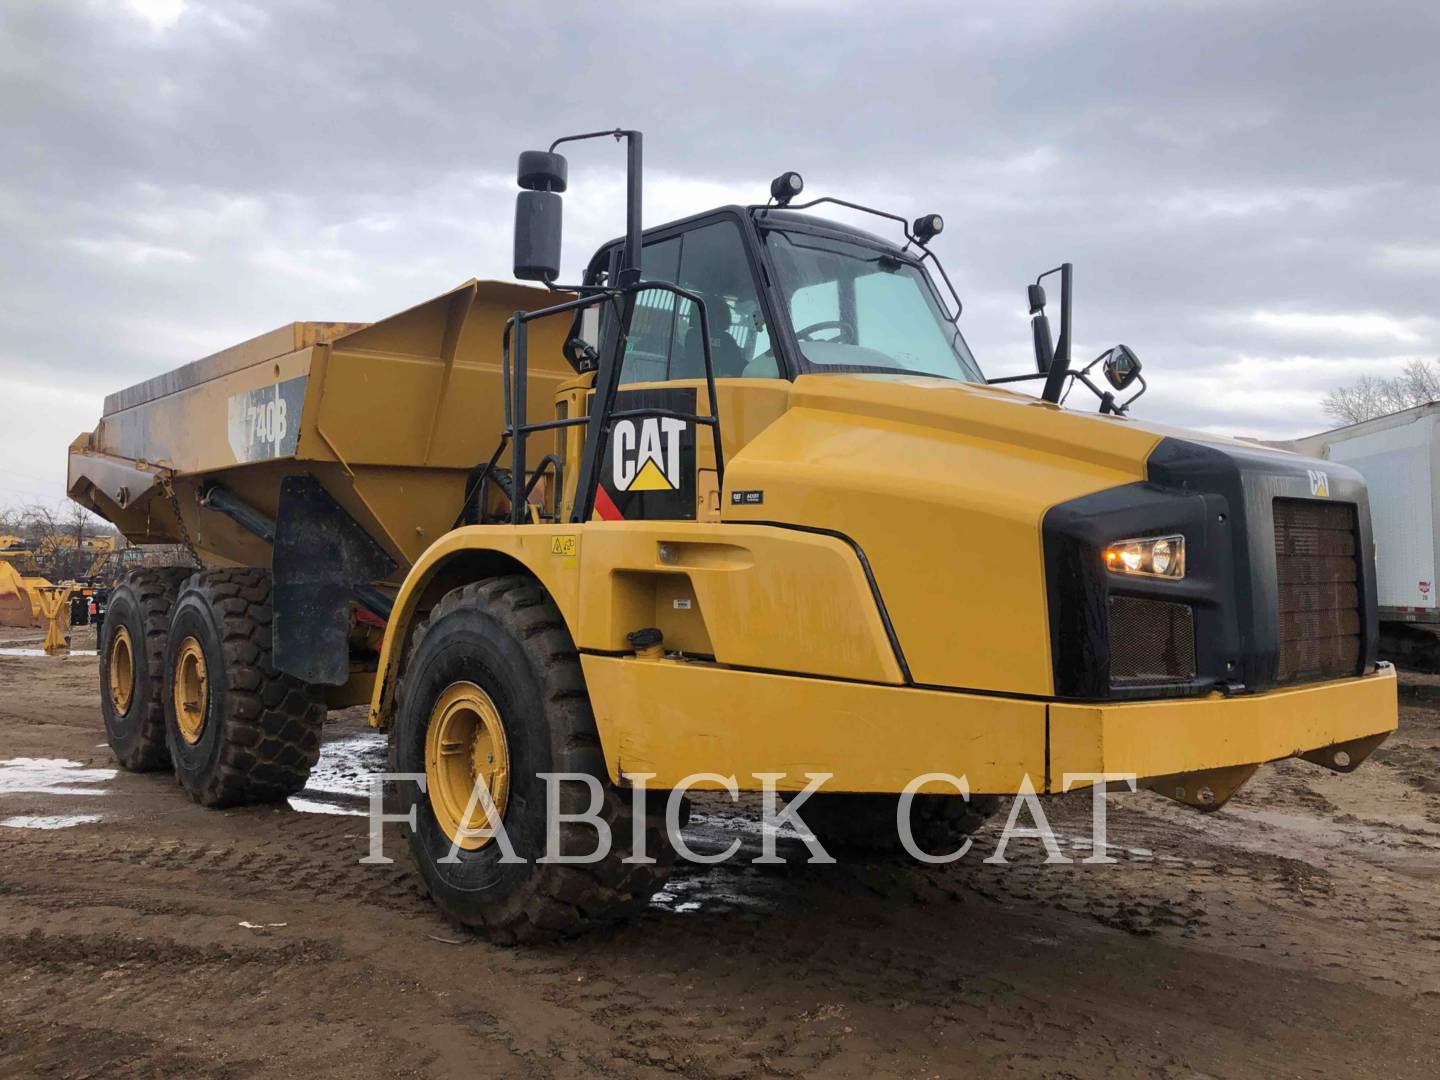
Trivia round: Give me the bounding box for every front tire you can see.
[163,568,324,807]
[99,568,192,771]
[392,575,671,943]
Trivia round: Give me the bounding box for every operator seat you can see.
[679,295,745,379]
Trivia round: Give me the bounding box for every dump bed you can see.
[69,279,574,575]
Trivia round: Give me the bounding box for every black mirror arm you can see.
[543,128,643,286]
[1074,367,1147,416]
[1071,369,1106,406]
[1038,263,1072,404]
[1116,371,1147,415]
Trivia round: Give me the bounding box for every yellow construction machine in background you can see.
[0,559,49,628]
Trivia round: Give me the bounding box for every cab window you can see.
[618,219,779,384]
[764,227,983,381]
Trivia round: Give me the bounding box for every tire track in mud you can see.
[953,796,1440,995]
[0,930,334,1079]
[5,653,1440,1077]
[7,790,1431,1079]
[0,917,522,1078]
[0,811,430,914]
[0,1023,229,1080]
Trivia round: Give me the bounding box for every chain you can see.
[163,479,204,569]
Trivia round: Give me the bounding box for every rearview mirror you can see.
[513,150,568,282]
[1101,345,1141,391]
[1028,283,1054,374]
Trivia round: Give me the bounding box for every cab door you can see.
[588,213,790,524]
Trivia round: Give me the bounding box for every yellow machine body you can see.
[359,369,1397,798]
[72,281,1397,803]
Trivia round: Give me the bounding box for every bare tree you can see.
[0,500,120,579]
[1322,359,1440,425]
[20,503,59,547]
[66,500,93,546]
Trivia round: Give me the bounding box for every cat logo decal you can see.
[612,416,687,492]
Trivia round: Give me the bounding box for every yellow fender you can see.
[368,525,582,729]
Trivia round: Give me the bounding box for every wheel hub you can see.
[108,625,135,716]
[173,636,208,745]
[425,681,511,851]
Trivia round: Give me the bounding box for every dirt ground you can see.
[2,626,1438,1079]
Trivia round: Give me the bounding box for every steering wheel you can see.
[795,319,857,344]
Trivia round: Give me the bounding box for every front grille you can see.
[1108,595,1196,683]
[1273,498,1360,683]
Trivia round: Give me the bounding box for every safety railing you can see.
[479,280,725,526]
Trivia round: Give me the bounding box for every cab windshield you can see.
[764,227,983,382]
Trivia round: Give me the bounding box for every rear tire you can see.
[163,568,324,807]
[392,575,672,943]
[796,792,1001,857]
[99,568,192,772]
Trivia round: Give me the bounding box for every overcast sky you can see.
[3,0,1437,507]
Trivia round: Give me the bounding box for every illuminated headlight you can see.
[1104,535,1185,579]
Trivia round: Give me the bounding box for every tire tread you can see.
[170,568,324,808]
[396,574,672,943]
[103,567,193,771]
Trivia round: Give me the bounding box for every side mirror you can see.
[1028,283,1054,374]
[1101,344,1141,390]
[563,336,600,371]
[513,150,568,282]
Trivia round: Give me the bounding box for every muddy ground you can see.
[1,625,1438,1079]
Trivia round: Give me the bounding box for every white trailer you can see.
[1293,402,1440,666]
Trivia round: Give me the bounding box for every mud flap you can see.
[273,476,396,686]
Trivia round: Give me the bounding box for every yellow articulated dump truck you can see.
[70,130,1396,941]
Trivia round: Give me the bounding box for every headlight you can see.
[1104,534,1185,579]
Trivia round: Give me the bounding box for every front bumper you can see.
[1049,663,1396,782]
[583,655,1398,797]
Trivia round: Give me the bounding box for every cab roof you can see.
[600,204,908,259]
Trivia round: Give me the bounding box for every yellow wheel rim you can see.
[425,681,511,851]
[173,636,208,745]
[108,625,136,716]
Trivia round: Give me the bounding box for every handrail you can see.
[499,279,725,526]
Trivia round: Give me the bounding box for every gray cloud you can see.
[3,0,1437,503]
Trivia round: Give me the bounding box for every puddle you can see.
[646,807,814,918]
[287,795,366,817]
[0,648,98,658]
[1,814,104,830]
[648,870,787,918]
[288,731,387,816]
[304,732,388,797]
[0,758,116,796]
